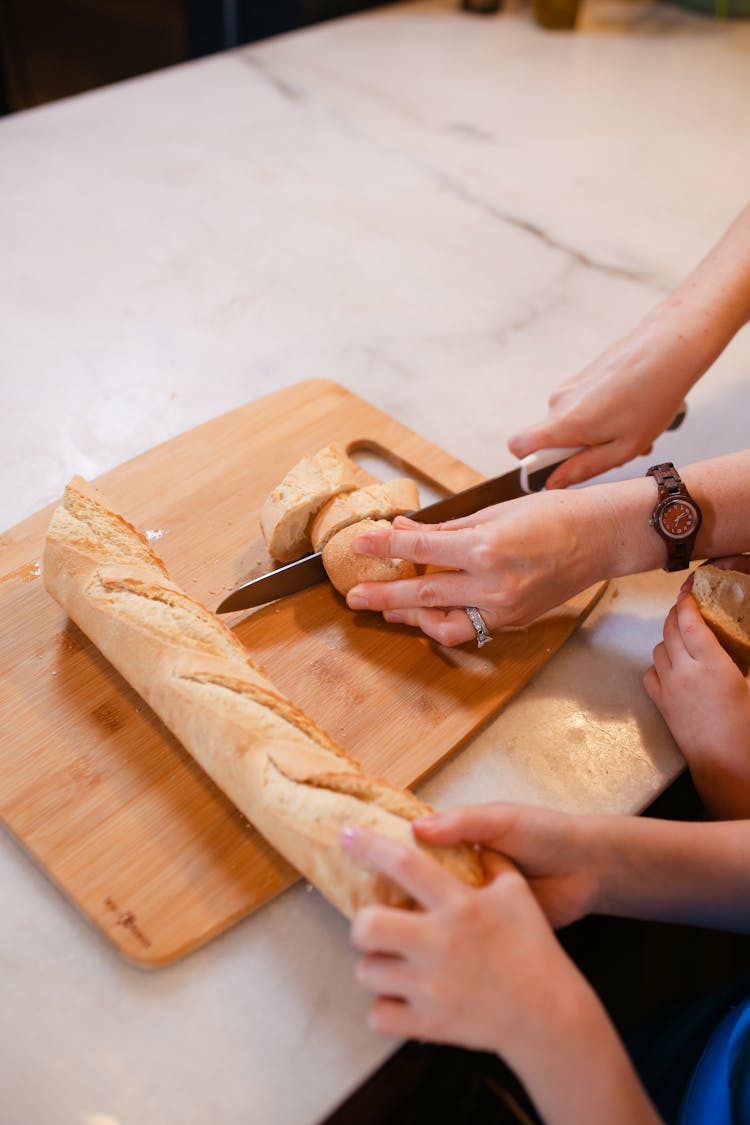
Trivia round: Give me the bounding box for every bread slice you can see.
[44,477,483,919]
[310,477,419,553]
[692,564,750,674]
[322,518,418,597]
[260,442,359,563]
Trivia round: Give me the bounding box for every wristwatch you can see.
[647,462,702,572]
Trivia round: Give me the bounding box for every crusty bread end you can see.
[692,563,750,674]
[260,442,359,563]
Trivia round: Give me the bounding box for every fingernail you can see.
[412,815,436,831]
[340,826,357,849]
[351,536,374,555]
[348,594,369,610]
[384,611,404,624]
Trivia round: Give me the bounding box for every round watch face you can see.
[658,499,699,540]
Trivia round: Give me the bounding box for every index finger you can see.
[351,525,471,568]
[340,825,460,912]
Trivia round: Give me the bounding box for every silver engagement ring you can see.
[464,606,493,649]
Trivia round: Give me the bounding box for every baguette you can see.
[310,477,419,553]
[692,563,750,674]
[44,477,483,918]
[260,442,359,563]
[322,518,418,597]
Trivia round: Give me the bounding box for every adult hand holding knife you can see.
[221,199,750,650]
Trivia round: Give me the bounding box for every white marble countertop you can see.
[3,2,750,1122]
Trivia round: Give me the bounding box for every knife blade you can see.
[215,400,688,614]
[215,447,576,613]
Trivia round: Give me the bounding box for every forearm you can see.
[667,201,750,340]
[577,449,750,583]
[592,815,750,932]
[636,202,750,389]
[511,974,661,1125]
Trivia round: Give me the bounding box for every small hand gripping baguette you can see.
[44,477,484,917]
[691,563,750,674]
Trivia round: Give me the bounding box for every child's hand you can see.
[341,824,592,1065]
[412,802,603,927]
[342,825,661,1125]
[643,593,750,818]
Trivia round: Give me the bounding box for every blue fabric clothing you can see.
[626,976,750,1124]
[678,995,750,1124]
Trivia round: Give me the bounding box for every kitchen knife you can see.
[216,403,687,613]
[214,448,572,613]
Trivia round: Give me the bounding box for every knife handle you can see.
[520,447,583,492]
[519,400,688,493]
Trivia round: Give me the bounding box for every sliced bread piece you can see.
[322,518,418,598]
[310,477,419,553]
[260,442,359,563]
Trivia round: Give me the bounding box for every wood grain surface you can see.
[0,380,606,966]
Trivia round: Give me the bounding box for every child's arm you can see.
[414,804,750,933]
[342,826,662,1125]
[345,803,750,1122]
[644,590,750,819]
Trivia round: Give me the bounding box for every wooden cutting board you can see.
[0,380,605,967]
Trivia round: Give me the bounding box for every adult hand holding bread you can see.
[345,487,615,645]
[346,450,750,646]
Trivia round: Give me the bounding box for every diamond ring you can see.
[464,606,493,649]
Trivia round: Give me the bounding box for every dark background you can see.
[0,0,391,115]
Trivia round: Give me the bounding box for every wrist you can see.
[586,816,640,917]
[571,478,665,582]
[508,967,661,1125]
[502,956,601,1078]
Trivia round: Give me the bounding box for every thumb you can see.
[413,803,520,848]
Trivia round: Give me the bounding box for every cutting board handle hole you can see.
[347,440,450,507]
